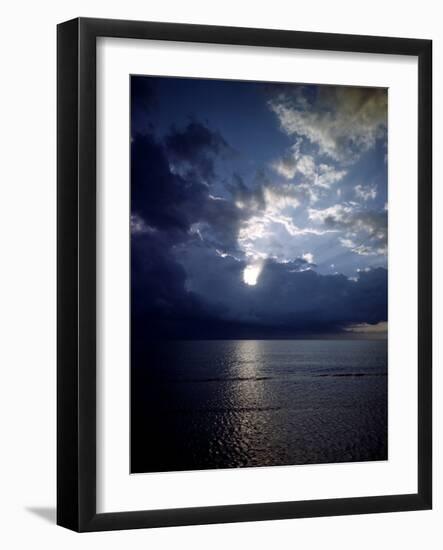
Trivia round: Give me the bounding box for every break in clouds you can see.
[131,77,388,339]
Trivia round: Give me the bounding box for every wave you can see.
[143,376,273,383]
[315,372,387,378]
[140,372,386,384]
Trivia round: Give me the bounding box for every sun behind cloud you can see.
[243,263,262,286]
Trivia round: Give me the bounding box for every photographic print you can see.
[130,75,388,474]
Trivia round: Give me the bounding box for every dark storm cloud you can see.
[131,133,208,233]
[131,243,215,344]
[252,262,387,330]
[130,123,245,330]
[134,231,387,339]
[165,121,231,181]
[178,244,387,335]
[131,231,217,324]
[131,125,250,338]
[131,128,253,254]
[195,197,244,253]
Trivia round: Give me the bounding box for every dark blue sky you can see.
[131,76,388,339]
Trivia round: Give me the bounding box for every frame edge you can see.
[57,17,81,532]
[417,39,432,510]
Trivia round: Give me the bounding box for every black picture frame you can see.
[57,17,432,532]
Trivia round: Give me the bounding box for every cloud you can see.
[263,185,300,211]
[355,184,377,201]
[131,232,227,345]
[339,238,386,257]
[345,321,387,335]
[130,124,248,335]
[131,133,208,233]
[130,214,158,235]
[132,224,387,340]
[131,126,247,255]
[165,121,230,181]
[170,243,388,337]
[302,252,314,264]
[309,203,387,257]
[237,183,331,265]
[308,203,354,225]
[192,194,245,253]
[269,85,387,162]
[272,139,347,189]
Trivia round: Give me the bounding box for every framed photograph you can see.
[57,17,432,531]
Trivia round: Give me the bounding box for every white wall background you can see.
[0,1,440,548]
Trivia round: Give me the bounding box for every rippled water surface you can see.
[131,340,387,473]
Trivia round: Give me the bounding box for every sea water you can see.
[131,339,387,473]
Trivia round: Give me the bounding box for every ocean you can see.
[131,339,387,473]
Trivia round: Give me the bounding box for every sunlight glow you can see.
[243,263,262,286]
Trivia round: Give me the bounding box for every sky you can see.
[131,76,388,339]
